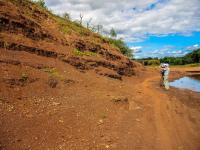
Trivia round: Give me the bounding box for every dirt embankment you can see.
[0,0,142,81]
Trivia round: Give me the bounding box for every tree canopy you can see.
[110,28,117,38]
[137,49,200,66]
[160,49,200,65]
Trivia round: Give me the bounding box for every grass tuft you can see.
[73,49,98,57]
[20,73,28,82]
[42,68,64,80]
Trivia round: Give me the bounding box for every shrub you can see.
[33,0,47,9]
[106,38,133,58]
[73,49,97,57]
[144,60,160,66]
[63,13,71,20]
[42,67,63,79]
[110,28,117,38]
[20,73,28,82]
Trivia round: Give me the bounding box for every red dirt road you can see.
[0,66,200,150]
[111,69,200,150]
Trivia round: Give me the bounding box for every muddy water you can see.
[170,75,200,92]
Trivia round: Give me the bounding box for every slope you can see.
[0,0,141,80]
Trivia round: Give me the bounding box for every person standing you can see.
[160,63,170,90]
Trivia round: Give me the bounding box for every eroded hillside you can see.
[0,0,141,81]
[0,0,144,149]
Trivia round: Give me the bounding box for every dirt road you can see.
[115,71,200,150]
[0,67,200,150]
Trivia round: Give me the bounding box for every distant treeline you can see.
[137,49,200,66]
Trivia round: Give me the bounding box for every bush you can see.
[63,13,71,20]
[42,67,63,79]
[106,38,133,58]
[20,73,28,82]
[143,60,160,66]
[33,0,47,9]
[73,49,97,57]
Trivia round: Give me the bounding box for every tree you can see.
[108,38,133,58]
[97,24,103,33]
[79,13,83,25]
[110,28,117,38]
[86,18,92,29]
[91,25,97,32]
[63,13,70,20]
[159,49,200,65]
[35,0,46,8]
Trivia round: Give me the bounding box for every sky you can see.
[45,0,200,58]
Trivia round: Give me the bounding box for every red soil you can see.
[0,0,200,149]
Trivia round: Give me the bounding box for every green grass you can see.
[59,24,72,34]
[145,63,200,68]
[170,63,200,67]
[42,67,64,80]
[20,73,28,82]
[26,0,89,36]
[73,49,98,57]
[185,63,200,67]
[3,41,8,49]
[54,17,72,34]
[99,36,133,58]
[55,17,91,36]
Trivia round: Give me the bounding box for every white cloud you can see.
[46,0,200,42]
[151,50,159,54]
[187,44,200,50]
[144,46,186,58]
[130,46,142,53]
[171,50,183,54]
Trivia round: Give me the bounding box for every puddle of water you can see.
[170,76,200,92]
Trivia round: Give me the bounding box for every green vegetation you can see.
[3,41,8,49]
[102,28,133,58]
[32,0,47,9]
[106,38,133,58]
[59,25,71,34]
[28,0,132,58]
[55,15,90,36]
[42,67,59,76]
[160,49,200,65]
[137,57,160,66]
[63,13,71,20]
[185,63,200,67]
[73,49,98,57]
[144,59,160,66]
[110,28,117,38]
[137,49,200,66]
[42,67,64,80]
[20,73,28,82]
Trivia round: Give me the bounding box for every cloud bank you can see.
[46,0,200,42]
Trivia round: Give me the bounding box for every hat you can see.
[161,63,169,67]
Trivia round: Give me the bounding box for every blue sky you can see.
[128,32,200,58]
[46,0,200,58]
